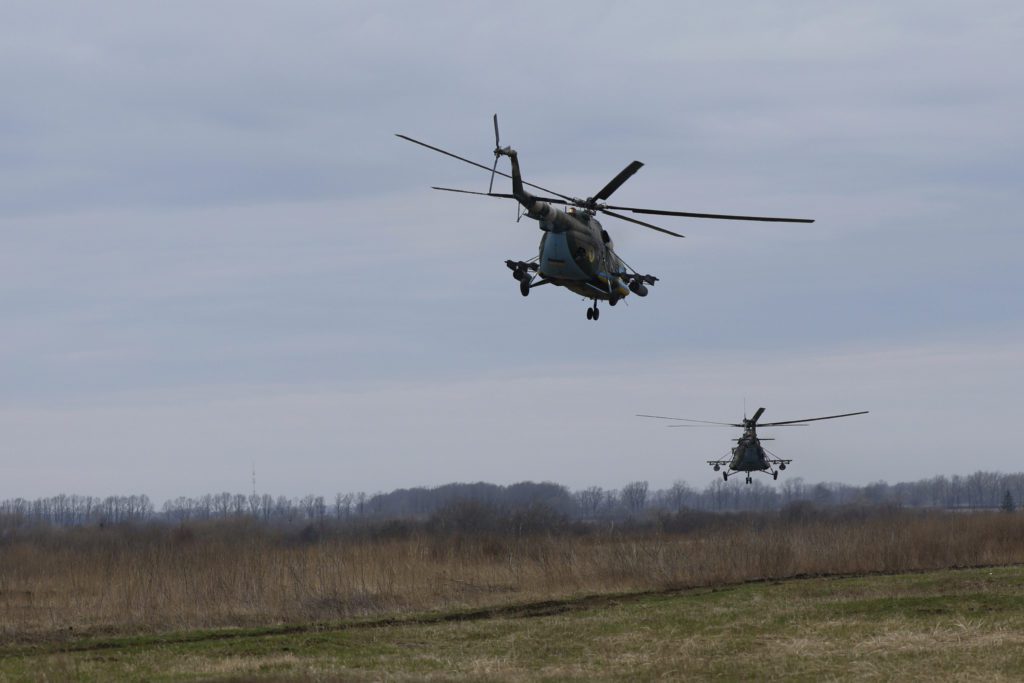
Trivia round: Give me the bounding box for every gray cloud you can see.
[1,1,1022,499]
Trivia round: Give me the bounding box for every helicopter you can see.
[638,407,869,483]
[396,116,814,320]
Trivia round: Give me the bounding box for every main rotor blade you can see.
[395,133,575,201]
[492,114,500,148]
[747,424,807,427]
[667,424,738,428]
[601,210,685,238]
[605,204,815,223]
[758,410,869,427]
[434,187,514,199]
[637,414,737,426]
[432,187,569,204]
[594,161,644,201]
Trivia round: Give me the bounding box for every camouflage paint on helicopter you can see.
[503,149,631,316]
[638,407,869,484]
[398,115,813,321]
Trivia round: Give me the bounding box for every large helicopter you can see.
[638,407,869,483]
[397,116,814,320]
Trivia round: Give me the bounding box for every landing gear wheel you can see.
[746,476,752,484]
[609,296,618,307]
[592,306,600,320]
[520,279,530,297]
[586,307,593,320]
[723,472,728,481]
[773,471,778,481]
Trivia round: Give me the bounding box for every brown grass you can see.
[2,509,1023,639]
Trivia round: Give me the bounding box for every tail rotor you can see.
[488,113,501,194]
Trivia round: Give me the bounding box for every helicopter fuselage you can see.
[728,430,770,472]
[536,213,630,301]
[398,118,814,319]
[506,152,631,301]
[641,406,863,484]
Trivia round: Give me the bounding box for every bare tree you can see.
[665,481,695,512]
[576,486,605,518]
[334,493,353,518]
[621,481,649,514]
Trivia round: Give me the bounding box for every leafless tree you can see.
[621,481,649,514]
[576,487,605,518]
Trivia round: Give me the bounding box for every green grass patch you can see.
[4,567,1024,681]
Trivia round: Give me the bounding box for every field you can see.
[3,566,1024,680]
[3,509,1024,680]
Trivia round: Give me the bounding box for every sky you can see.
[1,1,1022,501]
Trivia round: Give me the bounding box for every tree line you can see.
[2,471,1022,529]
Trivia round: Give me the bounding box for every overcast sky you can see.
[1,2,1022,501]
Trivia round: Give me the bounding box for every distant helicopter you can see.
[638,407,869,483]
[397,116,814,320]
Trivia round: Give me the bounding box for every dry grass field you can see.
[2,566,1024,680]
[3,508,1024,641]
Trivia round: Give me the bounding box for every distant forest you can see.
[2,471,1022,529]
